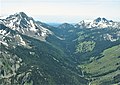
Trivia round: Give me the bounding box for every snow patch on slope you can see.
[0,41,8,46]
[15,34,26,46]
[29,20,37,32]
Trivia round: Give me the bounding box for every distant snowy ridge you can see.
[76,17,120,29]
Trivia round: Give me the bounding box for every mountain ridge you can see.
[75,17,120,29]
[0,12,120,85]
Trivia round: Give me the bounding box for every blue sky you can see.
[1,0,120,23]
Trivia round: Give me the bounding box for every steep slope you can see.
[0,24,31,84]
[0,13,88,85]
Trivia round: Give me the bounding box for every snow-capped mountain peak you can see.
[16,12,29,18]
[0,12,52,41]
[94,17,108,23]
[3,12,35,30]
[94,17,101,22]
[7,12,29,20]
[76,17,119,29]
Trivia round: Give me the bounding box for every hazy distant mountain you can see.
[47,23,61,27]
